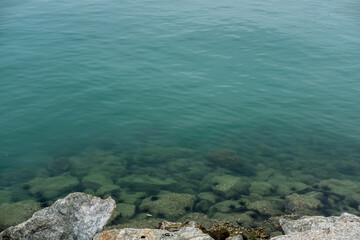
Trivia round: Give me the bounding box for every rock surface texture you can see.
[271,213,360,240]
[0,192,116,240]
[94,227,214,240]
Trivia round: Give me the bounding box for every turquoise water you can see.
[1,0,360,232]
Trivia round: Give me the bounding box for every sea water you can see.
[0,0,360,232]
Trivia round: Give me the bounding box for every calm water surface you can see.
[0,0,360,230]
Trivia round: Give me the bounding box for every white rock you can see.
[271,213,360,240]
[94,227,214,240]
[0,192,116,240]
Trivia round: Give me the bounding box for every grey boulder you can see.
[94,226,214,240]
[0,192,116,240]
[271,213,360,240]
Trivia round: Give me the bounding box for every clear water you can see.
[1,0,360,232]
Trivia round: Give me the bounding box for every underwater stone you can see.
[139,191,196,220]
[247,193,264,201]
[0,192,115,240]
[275,181,308,196]
[211,200,244,213]
[26,173,80,200]
[96,184,121,197]
[178,213,217,229]
[84,188,96,196]
[0,189,12,205]
[212,213,246,227]
[196,200,213,213]
[272,213,360,240]
[184,164,211,181]
[285,191,323,216]
[0,200,41,231]
[117,174,177,192]
[318,178,360,197]
[247,199,285,216]
[69,149,126,178]
[198,192,219,204]
[109,203,136,223]
[206,150,244,171]
[235,213,254,229]
[211,175,249,199]
[82,173,114,191]
[48,157,72,176]
[254,168,276,181]
[117,191,147,205]
[288,171,318,185]
[345,193,360,211]
[249,182,275,196]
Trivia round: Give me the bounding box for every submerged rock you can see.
[211,200,244,213]
[285,192,323,215]
[271,213,360,240]
[117,191,147,205]
[109,203,136,224]
[26,173,80,200]
[249,182,275,196]
[117,174,177,193]
[206,150,244,171]
[0,189,12,205]
[48,157,72,176]
[198,192,219,204]
[82,173,114,191]
[178,213,217,229]
[317,178,360,197]
[211,175,249,199]
[247,199,285,216]
[274,181,308,196]
[0,200,41,231]
[0,192,115,240]
[139,191,196,220]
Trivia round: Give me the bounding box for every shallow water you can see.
[1,0,360,232]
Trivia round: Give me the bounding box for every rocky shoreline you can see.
[1,192,359,240]
[2,147,360,234]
